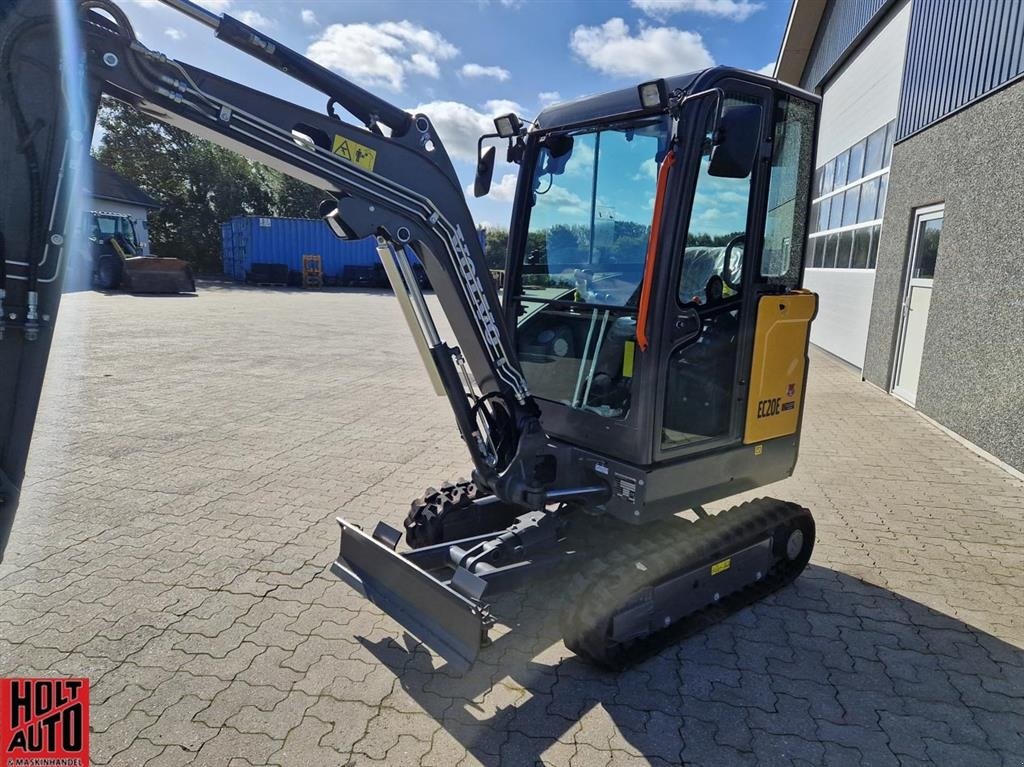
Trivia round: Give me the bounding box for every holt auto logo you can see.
[1,678,89,767]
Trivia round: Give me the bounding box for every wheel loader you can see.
[87,210,195,293]
[0,0,820,670]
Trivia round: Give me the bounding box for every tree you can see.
[93,98,326,273]
[482,227,509,270]
[269,174,327,219]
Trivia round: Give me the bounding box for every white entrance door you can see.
[892,205,944,405]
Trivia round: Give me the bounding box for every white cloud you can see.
[466,173,519,201]
[164,27,184,41]
[484,98,524,116]
[757,60,776,76]
[569,18,714,78]
[631,0,763,22]
[300,9,317,26]
[563,140,594,177]
[236,9,275,29]
[538,91,561,105]
[634,158,658,181]
[195,0,232,12]
[543,185,589,217]
[460,63,511,82]
[408,52,440,78]
[307,21,458,91]
[409,100,522,161]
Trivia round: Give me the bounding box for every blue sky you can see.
[121,0,792,226]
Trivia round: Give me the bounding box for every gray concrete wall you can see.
[864,78,1024,471]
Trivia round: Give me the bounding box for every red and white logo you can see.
[1,678,90,766]
[786,383,796,398]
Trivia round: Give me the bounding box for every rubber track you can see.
[559,498,815,670]
[404,479,483,548]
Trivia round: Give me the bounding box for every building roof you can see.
[88,159,161,209]
[775,0,829,85]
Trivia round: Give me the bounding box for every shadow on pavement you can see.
[359,564,1023,766]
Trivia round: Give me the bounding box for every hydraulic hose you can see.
[0,15,46,322]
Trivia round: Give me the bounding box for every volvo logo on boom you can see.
[451,225,529,402]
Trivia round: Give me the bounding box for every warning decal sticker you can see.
[331,135,377,172]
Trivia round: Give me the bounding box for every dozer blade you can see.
[122,257,196,294]
[331,518,486,672]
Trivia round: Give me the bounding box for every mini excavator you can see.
[0,0,820,670]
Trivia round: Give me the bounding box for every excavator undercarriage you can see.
[339,491,814,670]
[1,0,822,672]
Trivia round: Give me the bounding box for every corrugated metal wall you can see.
[801,0,889,89]
[897,0,1024,140]
[220,216,402,281]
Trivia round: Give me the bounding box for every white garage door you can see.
[805,0,912,368]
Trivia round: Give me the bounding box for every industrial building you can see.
[777,0,1024,473]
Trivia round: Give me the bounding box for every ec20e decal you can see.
[756,398,782,418]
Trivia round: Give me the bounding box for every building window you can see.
[863,124,886,175]
[807,118,895,269]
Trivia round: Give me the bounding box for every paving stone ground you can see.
[1,283,1022,767]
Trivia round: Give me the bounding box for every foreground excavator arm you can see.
[0,0,574,558]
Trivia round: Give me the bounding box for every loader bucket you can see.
[331,518,487,672]
[121,257,196,294]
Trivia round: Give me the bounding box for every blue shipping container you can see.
[220,215,419,281]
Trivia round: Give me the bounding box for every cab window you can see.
[677,99,756,308]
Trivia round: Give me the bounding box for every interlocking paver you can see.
[0,284,1021,765]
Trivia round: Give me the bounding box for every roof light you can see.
[638,79,668,110]
[494,113,522,139]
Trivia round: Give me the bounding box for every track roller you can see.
[559,498,814,669]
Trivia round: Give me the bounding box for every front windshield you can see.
[93,214,139,248]
[519,117,671,307]
[511,116,671,421]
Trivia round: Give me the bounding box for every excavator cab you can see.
[500,71,819,522]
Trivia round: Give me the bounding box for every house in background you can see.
[86,158,159,253]
[777,0,1024,474]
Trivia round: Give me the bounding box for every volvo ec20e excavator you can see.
[0,0,819,670]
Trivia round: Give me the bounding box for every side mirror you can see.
[474,145,496,198]
[708,104,761,178]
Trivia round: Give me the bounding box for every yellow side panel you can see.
[744,291,818,444]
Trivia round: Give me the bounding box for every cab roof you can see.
[533,71,701,132]
[532,66,819,132]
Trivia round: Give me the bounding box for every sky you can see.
[120,0,793,227]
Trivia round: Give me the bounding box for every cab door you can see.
[651,82,819,463]
[652,80,773,461]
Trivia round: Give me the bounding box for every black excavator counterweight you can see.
[1,0,820,671]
